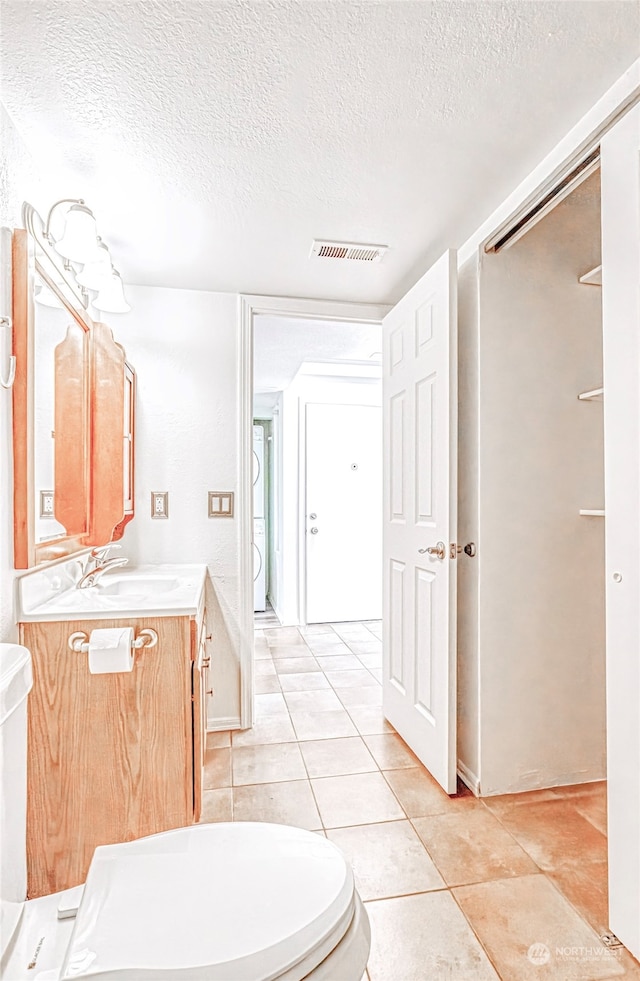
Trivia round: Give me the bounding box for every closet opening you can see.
[474,164,608,934]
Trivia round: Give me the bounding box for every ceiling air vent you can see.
[310,240,388,263]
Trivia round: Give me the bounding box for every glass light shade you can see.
[54,204,102,263]
[95,269,131,313]
[35,283,64,308]
[76,241,112,289]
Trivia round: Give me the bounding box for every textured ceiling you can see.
[253,315,382,405]
[1,1,638,303]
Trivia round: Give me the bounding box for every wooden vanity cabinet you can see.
[20,604,207,898]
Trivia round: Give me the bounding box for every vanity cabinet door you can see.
[21,615,193,898]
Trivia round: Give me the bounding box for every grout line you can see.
[446,885,506,981]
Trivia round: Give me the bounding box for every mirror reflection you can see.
[33,276,88,547]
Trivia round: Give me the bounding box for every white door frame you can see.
[238,295,388,728]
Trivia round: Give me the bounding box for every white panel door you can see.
[382,250,457,794]
[601,104,640,961]
[305,402,382,624]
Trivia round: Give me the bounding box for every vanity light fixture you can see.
[25,199,130,315]
[95,268,131,314]
[76,239,112,290]
[44,199,102,263]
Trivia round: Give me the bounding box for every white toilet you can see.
[0,644,370,980]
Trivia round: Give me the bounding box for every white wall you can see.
[108,285,242,728]
[272,369,382,626]
[476,171,605,794]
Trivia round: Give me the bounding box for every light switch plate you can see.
[208,491,234,518]
[151,491,169,518]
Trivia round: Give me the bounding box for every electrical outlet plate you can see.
[208,491,234,518]
[39,490,54,518]
[151,491,169,519]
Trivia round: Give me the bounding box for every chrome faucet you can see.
[76,544,129,589]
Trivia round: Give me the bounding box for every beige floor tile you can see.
[232,779,321,830]
[344,641,382,655]
[383,766,469,817]
[454,874,624,980]
[331,624,378,641]
[363,733,419,770]
[311,771,405,828]
[255,673,282,693]
[573,794,608,837]
[369,667,383,682]
[265,627,303,644]
[412,806,538,887]
[306,644,353,658]
[269,643,315,658]
[290,709,358,741]
[231,716,297,746]
[488,797,608,872]
[255,692,289,718]
[199,788,233,823]
[365,623,383,639]
[315,653,364,671]
[346,705,394,735]
[232,742,307,786]
[482,787,566,812]
[551,782,608,837]
[335,685,382,709]
[274,656,322,674]
[366,891,499,981]
[254,643,272,661]
[254,658,277,678]
[278,671,331,692]
[203,746,231,789]
[283,689,343,714]
[299,624,337,636]
[300,736,378,778]
[327,820,445,900]
[326,668,379,688]
[356,653,383,670]
[549,862,610,936]
[206,730,231,749]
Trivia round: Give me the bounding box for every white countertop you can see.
[17,563,207,622]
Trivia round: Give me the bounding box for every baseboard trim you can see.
[207,715,241,732]
[457,759,481,796]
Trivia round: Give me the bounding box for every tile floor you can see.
[200,620,640,981]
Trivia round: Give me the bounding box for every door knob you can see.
[419,541,446,560]
[310,527,319,535]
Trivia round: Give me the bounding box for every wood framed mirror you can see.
[11,223,135,568]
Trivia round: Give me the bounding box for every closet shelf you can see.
[579,509,605,517]
[578,387,604,401]
[578,265,602,286]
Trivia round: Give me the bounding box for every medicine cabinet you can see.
[11,225,135,567]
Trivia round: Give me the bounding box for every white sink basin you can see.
[97,575,180,597]
[17,563,207,621]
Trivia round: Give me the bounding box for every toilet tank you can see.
[0,643,33,957]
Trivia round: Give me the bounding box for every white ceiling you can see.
[253,314,382,413]
[1,1,638,304]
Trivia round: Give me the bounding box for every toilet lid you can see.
[60,823,355,981]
